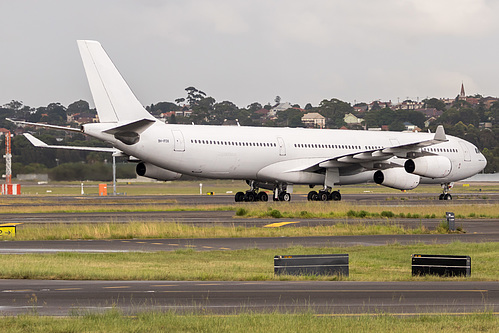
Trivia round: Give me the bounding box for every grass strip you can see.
[234,202,499,219]
[0,201,498,219]
[0,310,497,333]
[10,221,447,241]
[0,242,497,281]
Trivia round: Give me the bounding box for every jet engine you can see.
[404,156,451,178]
[136,162,181,181]
[373,168,420,190]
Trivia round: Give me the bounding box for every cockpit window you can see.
[475,148,480,154]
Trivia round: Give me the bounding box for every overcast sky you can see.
[1,0,499,109]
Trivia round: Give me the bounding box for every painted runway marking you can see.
[202,246,213,249]
[152,243,163,245]
[55,288,82,291]
[219,247,231,250]
[264,221,300,228]
[103,286,131,289]
[151,285,178,287]
[168,244,179,246]
[195,283,221,286]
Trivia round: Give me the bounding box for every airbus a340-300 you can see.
[14,40,487,202]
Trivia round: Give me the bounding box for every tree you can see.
[185,87,206,106]
[67,100,91,115]
[317,98,352,128]
[276,108,304,127]
[423,98,446,111]
[190,97,215,124]
[3,100,23,110]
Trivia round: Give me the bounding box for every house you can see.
[418,108,443,118]
[268,102,293,118]
[403,122,421,132]
[343,113,363,125]
[302,112,325,128]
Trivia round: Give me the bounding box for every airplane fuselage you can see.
[84,121,487,187]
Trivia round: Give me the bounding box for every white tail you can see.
[77,40,155,123]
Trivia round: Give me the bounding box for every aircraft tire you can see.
[279,192,291,202]
[257,192,268,202]
[331,191,341,201]
[244,192,256,202]
[235,192,245,202]
[307,191,318,201]
[319,191,329,201]
[444,193,452,200]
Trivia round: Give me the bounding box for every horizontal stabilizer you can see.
[7,118,82,132]
[23,133,118,153]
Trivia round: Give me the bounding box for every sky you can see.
[1,0,499,110]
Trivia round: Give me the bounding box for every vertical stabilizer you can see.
[77,40,155,123]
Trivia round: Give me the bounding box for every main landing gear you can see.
[439,183,452,200]
[307,189,341,201]
[234,190,268,202]
[234,181,291,202]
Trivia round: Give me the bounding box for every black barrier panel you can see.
[274,254,349,277]
[412,254,471,277]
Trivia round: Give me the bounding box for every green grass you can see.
[8,221,444,241]
[0,242,496,281]
[234,202,499,219]
[0,311,497,333]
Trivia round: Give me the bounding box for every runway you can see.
[0,280,497,316]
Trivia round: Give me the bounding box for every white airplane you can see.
[14,40,487,202]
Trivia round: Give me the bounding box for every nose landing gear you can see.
[439,183,453,200]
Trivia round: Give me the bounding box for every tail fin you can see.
[77,40,155,123]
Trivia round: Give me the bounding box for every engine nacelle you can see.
[404,156,452,178]
[136,162,182,181]
[373,168,420,190]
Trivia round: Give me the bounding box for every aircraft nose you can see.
[481,154,488,169]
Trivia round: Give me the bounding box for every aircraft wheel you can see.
[444,193,452,200]
[257,192,268,202]
[279,192,291,202]
[307,191,318,201]
[439,194,444,200]
[244,191,256,202]
[318,191,329,201]
[235,192,245,202]
[331,191,341,201]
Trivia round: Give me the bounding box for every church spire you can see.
[460,82,466,98]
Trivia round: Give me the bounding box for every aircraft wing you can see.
[265,125,450,177]
[23,133,120,154]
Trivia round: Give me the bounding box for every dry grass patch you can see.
[10,221,437,241]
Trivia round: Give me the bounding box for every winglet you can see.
[434,125,447,141]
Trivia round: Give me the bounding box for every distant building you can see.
[269,102,293,118]
[403,122,420,132]
[418,108,443,118]
[302,112,325,128]
[343,113,363,125]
